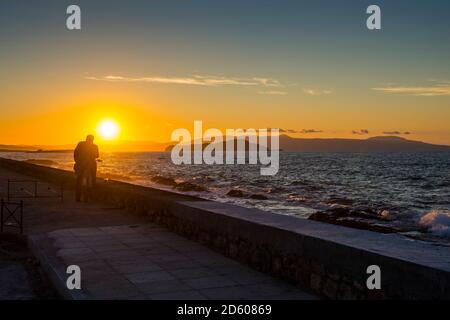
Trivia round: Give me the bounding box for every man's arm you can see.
[74,142,81,162]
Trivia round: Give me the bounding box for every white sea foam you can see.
[419,209,450,237]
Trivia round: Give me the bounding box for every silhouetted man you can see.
[74,135,99,202]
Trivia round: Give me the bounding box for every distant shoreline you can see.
[1,149,450,154]
[0,149,73,154]
[1,135,450,153]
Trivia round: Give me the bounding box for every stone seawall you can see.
[1,157,449,299]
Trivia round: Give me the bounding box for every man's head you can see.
[86,135,95,144]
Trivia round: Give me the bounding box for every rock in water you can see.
[250,193,268,200]
[151,176,177,186]
[226,189,245,198]
[308,209,399,234]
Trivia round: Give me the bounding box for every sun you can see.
[97,119,120,140]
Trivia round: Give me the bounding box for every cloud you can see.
[300,129,323,134]
[86,74,282,88]
[352,129,369,135]
[258,90,287,96]
[372,82,450,96]
[302,88,333,96]
[281,129,323,134]
[383,131,412,135]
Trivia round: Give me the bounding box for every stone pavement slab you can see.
[29,224,317,300]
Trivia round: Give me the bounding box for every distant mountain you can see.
[162,135,450,153]
[278,135,450,152]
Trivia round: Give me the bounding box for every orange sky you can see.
[1,76,449,148]
[1,1,449,148]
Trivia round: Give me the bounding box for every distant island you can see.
[159,135,450,153]
[278,135,450,152]
[0,146,73,153]
[280,135,450,152]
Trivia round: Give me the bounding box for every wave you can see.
[289,179,311,186]
[419,209,450,238]
[24,159,59,167]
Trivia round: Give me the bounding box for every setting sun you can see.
[97,119,120,140]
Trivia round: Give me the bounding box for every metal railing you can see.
[7,179,63,202]
[1,199,24,234]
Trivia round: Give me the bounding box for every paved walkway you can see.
[31,224,316,300]
[0,165,317,300]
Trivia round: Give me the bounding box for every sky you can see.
[0,0,449,147]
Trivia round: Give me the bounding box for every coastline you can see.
[2,152,449,243]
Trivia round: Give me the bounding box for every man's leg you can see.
[91,167,97,186]
[75,174,83,202]
[86,172,95,202]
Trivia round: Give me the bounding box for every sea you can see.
[2,151,449,243]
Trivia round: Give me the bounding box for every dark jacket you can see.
[74,141,99,174]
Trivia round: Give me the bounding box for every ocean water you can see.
[3,151,450,242]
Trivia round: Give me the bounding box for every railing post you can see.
[20,200,23,234]
[1,199,3,233]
